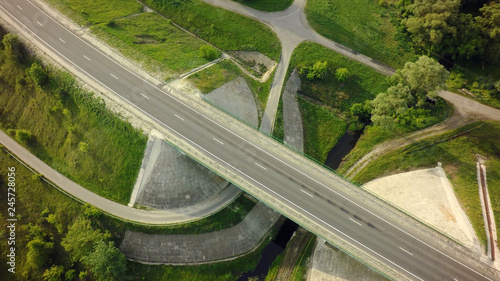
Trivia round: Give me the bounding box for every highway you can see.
[1,0,498,280]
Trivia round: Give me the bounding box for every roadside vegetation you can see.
[0,148,265,280]
[353,121,500,246]
[305,0,414,68]
[188,59,274,115]
[299,97,347,164]
[93,12,220,77]
[44,0,143,26]
[0,32,146,204]
[142,0,281,61]
[232,0,293,12]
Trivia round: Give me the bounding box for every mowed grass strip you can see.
[299,96,347,164]
[353,122,500,246]
[305,0,413,68]
[95,12,216,74]
[143,0,281,61]
[290,42,391,112]
[232,0,293,12]
[44,0,143,26]
[0,49,146,204]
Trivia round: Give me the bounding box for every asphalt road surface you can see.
[1,0,498,280]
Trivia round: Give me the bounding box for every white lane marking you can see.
[10,3,491,280]
[83,55,91,61]
[17,5,22,10]
[175,114,184,121]
[301,189,314,197]
[399,247,414,256]
[59,38,65,43]
[140,93,149,99]
[349,217,362,226]
[255,162,267,171]
[36,21,43,26]
[213,138,223,145]
[453,279,458,281]
[110,73,118,79]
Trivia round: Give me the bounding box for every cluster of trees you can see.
[351,55,449,129]
[21,205,127,281]
[299,61,350,81]
[396,0,500,64]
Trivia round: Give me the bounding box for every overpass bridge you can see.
[1,0,499,280]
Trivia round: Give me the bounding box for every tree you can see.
[371,83,414,129]
[15,129,32,144]
[335,68,349,82]
[391,56,448,106]
[2,33,23,62]
[43,265,65,281]
[404,0,460,54]
[29,62,48,86]
[24,237,54,279]
[82,241,127,281]
[61,217,111,262]
[476,3,500,63]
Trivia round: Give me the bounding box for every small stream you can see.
[238,129,361,280]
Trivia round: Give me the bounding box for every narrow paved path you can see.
[202,0,395,134]
[0,129,239,224]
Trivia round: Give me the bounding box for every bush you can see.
[199,45,219,61]
[335,67,349,82]
[29,62,48,86]
[15,129,32,144]
[300,61,328,80]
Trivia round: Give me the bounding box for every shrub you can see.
[78,142,89,153]
[15,129,32,144]
[29,62,48,86]
[199,45,219,60]
[300,61,328,80]
[335,67,349,82]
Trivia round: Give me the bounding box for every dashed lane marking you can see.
[175,114,184,121]
[83,55,91,61]
[59,38,65,43]
[213,138,224,145]
[36,21,43,26]
[140,93,149,99]
[17,5,22,10]
[301,189,314,197]
[110,73,118,79]
[349,217,362,226]
[255,163,267,171]
[399,247,414,256]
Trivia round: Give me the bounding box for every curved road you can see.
[1,0,499,280]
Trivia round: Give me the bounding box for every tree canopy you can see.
[82,241,127,281]
[61,217,111,262]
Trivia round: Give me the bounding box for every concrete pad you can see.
[203,77,259,128]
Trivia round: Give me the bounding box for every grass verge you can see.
[305,0,413,68]
[142,0,281,61]
[44,0,143,26]
[290,235,316,281]
[353,122,500,246]
[93,12,219,76]
[299,96,347,164]
[232,0,293,12]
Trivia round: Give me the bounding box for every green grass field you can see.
[353,122,500,246]
[95,12,218,75]
[44,0,143,26]
[188,59,273,118]
[290,42,391,112]
[299,96,347,164]
[232,0,293,11]
[0,43,146,204]
[305,0,414,68]
[143,0,281,61]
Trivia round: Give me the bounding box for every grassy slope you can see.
[0,49,146,204]
[143,0,281,61]
[94,12,217,75]
[232,0,293,11]
[290,42,391,112]
[299,97,347,164]
[354,122,500,246]
[44,0,143,26]
[305,0,413,68]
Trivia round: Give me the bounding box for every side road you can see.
[0,130,238,225]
